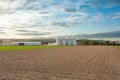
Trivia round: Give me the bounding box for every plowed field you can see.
[0,46,120,80]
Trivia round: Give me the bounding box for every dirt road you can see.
[0,46,120,80]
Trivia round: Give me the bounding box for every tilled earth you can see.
[0,46,120,80]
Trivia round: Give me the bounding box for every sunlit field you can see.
[0,46,120,80]
[0,46,66,51]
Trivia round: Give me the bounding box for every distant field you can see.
[0,46,65,51]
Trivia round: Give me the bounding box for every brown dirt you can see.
[0,46,120,80]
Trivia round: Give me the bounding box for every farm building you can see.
[11,42,41,46]
[48,42,56,46]
[2,40,12,46]
[2,40,41,46]
[56,37,77,46]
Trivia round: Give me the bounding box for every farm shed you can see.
[11,42,41,46]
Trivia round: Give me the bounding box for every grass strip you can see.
[0,46,67,51]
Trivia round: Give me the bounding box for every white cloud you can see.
[88,13,105,23]
[0,0,26,9]
[85,0,120,8]
[0,0,118,39]
[0,10,50,27]
[92,13,105,21]
[112,12,120,19]
[0,9,53,38]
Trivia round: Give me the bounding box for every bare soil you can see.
[0,46,120,80]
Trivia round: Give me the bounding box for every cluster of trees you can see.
[77,40,119,45]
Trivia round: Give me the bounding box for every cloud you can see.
[88,13,105,23]
[85,0,120,8]
[0,0,119,39]
[16,29,53,33]
[52,21,69,28]
[0,7,53,39]
[89,30,120,38]
[0,0,26,9]
[15,29,56,38]
[93,14,105,21]
[112,12,120,19]
[0,0,27,14]
[21,0,53,11]
[65,8,77,13]
[75,30,120,38]
[17,32,52,36]
[51,11,88,28]
[0,10,50,28]
[0,32,5,34]
[16,30,29,32]
[51,19,84,28]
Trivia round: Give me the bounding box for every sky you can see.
[0,0,120,39]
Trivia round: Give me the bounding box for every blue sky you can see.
[0,0,120,39]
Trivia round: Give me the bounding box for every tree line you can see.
[77,40,120,45]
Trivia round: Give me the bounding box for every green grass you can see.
[117,46,120,49]
[115,46,120,51]
[0,46,66,51]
